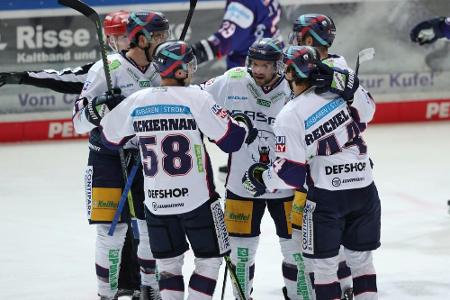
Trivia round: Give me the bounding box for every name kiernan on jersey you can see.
[133,118,197,132]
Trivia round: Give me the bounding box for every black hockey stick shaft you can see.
[58,0,112,91]
[224,255,247,300]
[220,264,228,300]
[179,0,198,40]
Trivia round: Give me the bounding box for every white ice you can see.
[1,122,449,299]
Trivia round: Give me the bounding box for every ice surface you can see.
[1,122,449,299]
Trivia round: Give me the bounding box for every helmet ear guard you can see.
[282,46,320,80]
[290,14,336,48]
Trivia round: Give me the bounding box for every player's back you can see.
[277,88,373,191]
[123,86,232,215]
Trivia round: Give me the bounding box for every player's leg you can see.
[268,195,312,300]
[182,198,229,300]
[302,186,345,300]
[130,167,160,299]
[86,151,129,299]
[224,191,266,299]
[342,182,381,300]
[117,226,140,299]
[145,207,189,300]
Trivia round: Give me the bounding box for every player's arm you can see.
[191,0,256,64]
[0,62,94,94]
[99,93,137,150]
[72,61,124,134]
[199,74,228,107]
[194,90,257,153]
[410,17,450,45]
[242,118,308,197]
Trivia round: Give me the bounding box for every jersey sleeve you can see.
[262,112,307,192]
[22,62,93,94]
[72,60,108,134]
[202,1,257,60]
[99,93,137,149]
[194,90,247,153]
[349,86,376,126]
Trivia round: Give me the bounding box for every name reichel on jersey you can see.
[100,86,248,215]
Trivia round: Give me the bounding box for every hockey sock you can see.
[187,257,222,300]
[158,254,185,300]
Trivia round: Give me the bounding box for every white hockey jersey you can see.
[203,67,294,199]
[100,86,249,215]
[263,84,376,192]
[73,52,160,134]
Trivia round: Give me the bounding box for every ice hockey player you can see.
[201,37,313,299]
[410,16,450,45]
[242,45,381,300]
[72,10,170,300]
[0,10,142,298]
[0,10,129,94]
[288,13,372,299]
[191,0,283,70]
[99,40,257,300]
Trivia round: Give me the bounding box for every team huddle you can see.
[2,3,384,300]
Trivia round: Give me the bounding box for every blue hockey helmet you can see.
[289,14,336,48]
[282,46,320,79]
[247,37,284,75]
[127,10,170,46]
[153,40,197,79]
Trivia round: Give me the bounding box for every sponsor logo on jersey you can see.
[88,142,101,152]
[230,109,276,125]
[132,104,191,117]
[151,201,185,211]
[126,67,140,82]
[82,80,91,91]
[205,78,215,86]
[247,83,261,98]
[108,59,121,71]
[211,103,228,118]
[228,68,247,79]
[275,135,286,152]
[139,80,151,88]
[194,145,204,173]
[257,98,271,107]
[210,200,231,254]
[304,97,345,130]
[148,187,189,199]
[133,118,197,132]
[325,162,366,175]
[224,2,255,29]
[227,95,248,101]
[302,200,316,255]
[85,166,93,219]
[270,91,287,103]
[227,212,250,222]
[305,109,350,146]
[332,177,341,187]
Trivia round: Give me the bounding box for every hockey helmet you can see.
[282,46,320,79]
[153,40,197,79]
[247,37,284,75]
[289,14,336,48]
[127,11,170,46]
[103,10,129,37]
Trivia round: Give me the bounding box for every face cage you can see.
[143,29,171,46]
[107,35,129,53]
[288,31,303,46]
[184,56,198,75]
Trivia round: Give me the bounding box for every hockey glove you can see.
[311,62,359,103]
[242,163,268,197]
[0,72,26,87]
[84,88,124,126]
[231,112,258,145]
[191,40,214,65]
[410,17,449,45]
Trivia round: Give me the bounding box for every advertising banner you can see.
[0,0,449,142]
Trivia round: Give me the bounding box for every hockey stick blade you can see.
[358,47,375,64]
[179,0,198,40]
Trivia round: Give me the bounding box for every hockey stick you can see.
[355,47,375,77]
[58,0,139,237]
[58,0,112,91]
[179,0,198,40]
[108,162,139,236]
[220,264,228,300]
[224,255,247,300]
